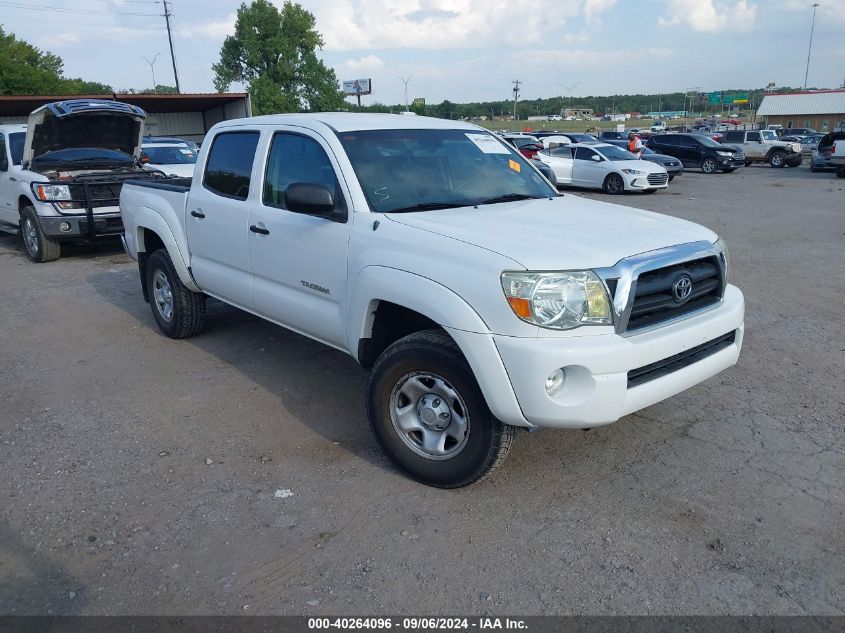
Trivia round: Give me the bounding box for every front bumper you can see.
[39,213,124,240]
[716,155,745,168]
[492,284,745,428]
[623,173,669,190]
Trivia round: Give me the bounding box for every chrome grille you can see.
[647,173,669,185]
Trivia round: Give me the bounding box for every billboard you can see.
[342,78,372,96]
[412,98,425,108]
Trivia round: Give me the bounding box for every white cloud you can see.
[583,0,617,24]
[658,0,758,32]
[563,31,589,44]
[37,33,80,48]
[178,14,236,39]
[339,54,385,72]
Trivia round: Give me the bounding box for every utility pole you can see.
[561,83,580,113]
[399,75,412,111]
[162,0,180,93]
[141,53,160,89]
[804,3,820,90]
[512,79,521,128]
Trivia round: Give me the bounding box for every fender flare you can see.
[132,207,201,292]
[347,266,530,427]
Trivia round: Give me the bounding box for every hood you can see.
[385,195,717,270]
[23,99,147,166]
[609,158,666,173]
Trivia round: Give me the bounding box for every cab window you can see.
[203,131,260,200]
[747,132,760,142]
[263,133,346,214]
[574,147,598,161]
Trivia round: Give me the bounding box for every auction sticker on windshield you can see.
[465,133,511,154]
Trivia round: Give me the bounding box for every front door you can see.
[744,131,764,159]
[248,130,352,349]
[571,146,606,188]
[185,129,261,310]
[0,134,18,227]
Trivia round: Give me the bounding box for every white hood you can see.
[385,195,717,270]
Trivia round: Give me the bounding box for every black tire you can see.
[20,206,61,263]
[366,329,515,488]
[745,161,752,167]
[603,173,625,194]
[701,157,718,174]
[837,166,845,179]
[668,175,675,182]
[145,249,206,339]
[769,152,786,168]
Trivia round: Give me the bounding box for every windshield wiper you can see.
[475,193,546,205]
[386,202,467,213]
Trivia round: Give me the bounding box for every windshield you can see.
[597,145,637,161]
[337,129,555,213]
[760,130,778,141]
[567,134,597,143]
[142,146,197,165]
[9,132,25,165]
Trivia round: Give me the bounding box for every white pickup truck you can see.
[0,99,159,262]
[119,113,745,488]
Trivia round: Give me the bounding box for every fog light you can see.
[59,221,71,232]
[545,368,565,396]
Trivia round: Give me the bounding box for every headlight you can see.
[33,183,72,201]
[716,151,733,157]
[714,237,730,283]
[621,168,644,175]
[501,271,612,330]
[790,143,801,152]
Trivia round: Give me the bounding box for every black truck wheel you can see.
[367,329,515,488]
[769,152,786,167]
[20,207,61,263]
[145,249,206,339]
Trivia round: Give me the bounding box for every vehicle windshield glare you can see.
[696,135,722,147]
[141,146,197,165]
[760,130,778,141]
[597,145,637,161]
[9,132,25,165]
[337,129,556,213]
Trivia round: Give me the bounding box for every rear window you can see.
[723,131,744,143]
[203,131,260,200]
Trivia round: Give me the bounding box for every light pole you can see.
[141,54,160,89]
[804,3,820,89]
[399,75,412,111]
[560,82,580,113]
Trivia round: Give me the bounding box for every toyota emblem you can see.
[672,275,693,303]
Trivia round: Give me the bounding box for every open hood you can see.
[23,99,147,167]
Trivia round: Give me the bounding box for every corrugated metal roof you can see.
[757,91,845,116]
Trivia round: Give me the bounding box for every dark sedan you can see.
[602,139,684,180]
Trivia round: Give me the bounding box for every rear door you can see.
[538,146,573,183]
[185,129,261,310]
[248,129,352,348]
[677,136,701,166]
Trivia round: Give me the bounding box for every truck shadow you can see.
[86,269,391,474]
[0,232,125,261]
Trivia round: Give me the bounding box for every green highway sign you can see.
[708,92,721,105]
[722,93,749,104]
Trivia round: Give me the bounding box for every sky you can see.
[2,0,844,105]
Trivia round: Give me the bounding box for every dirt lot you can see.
[0,164,842,616]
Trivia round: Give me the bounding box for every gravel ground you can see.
[0,164,842,616]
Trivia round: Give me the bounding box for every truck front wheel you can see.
[367,329,515,488]
[145,249,206,339]
[769,152,786,167]
[20,207,61,263]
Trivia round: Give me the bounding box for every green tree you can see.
[212,0,346,114]
[0,26,111,95]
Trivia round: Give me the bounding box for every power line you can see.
[0,1,160,16]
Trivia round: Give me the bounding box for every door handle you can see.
[8,177,17,182]
[249,224,270,235]
[190,210,205,218]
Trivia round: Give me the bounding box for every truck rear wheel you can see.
[20,207,61,263]
[145,249,206,339]
[366,329,515,488]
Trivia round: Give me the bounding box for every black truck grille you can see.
[626,256,723,332]
[627,331,736,388]
[78,216,124,236]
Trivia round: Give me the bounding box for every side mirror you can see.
[590,154,602,162]
[285,182,339,219]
